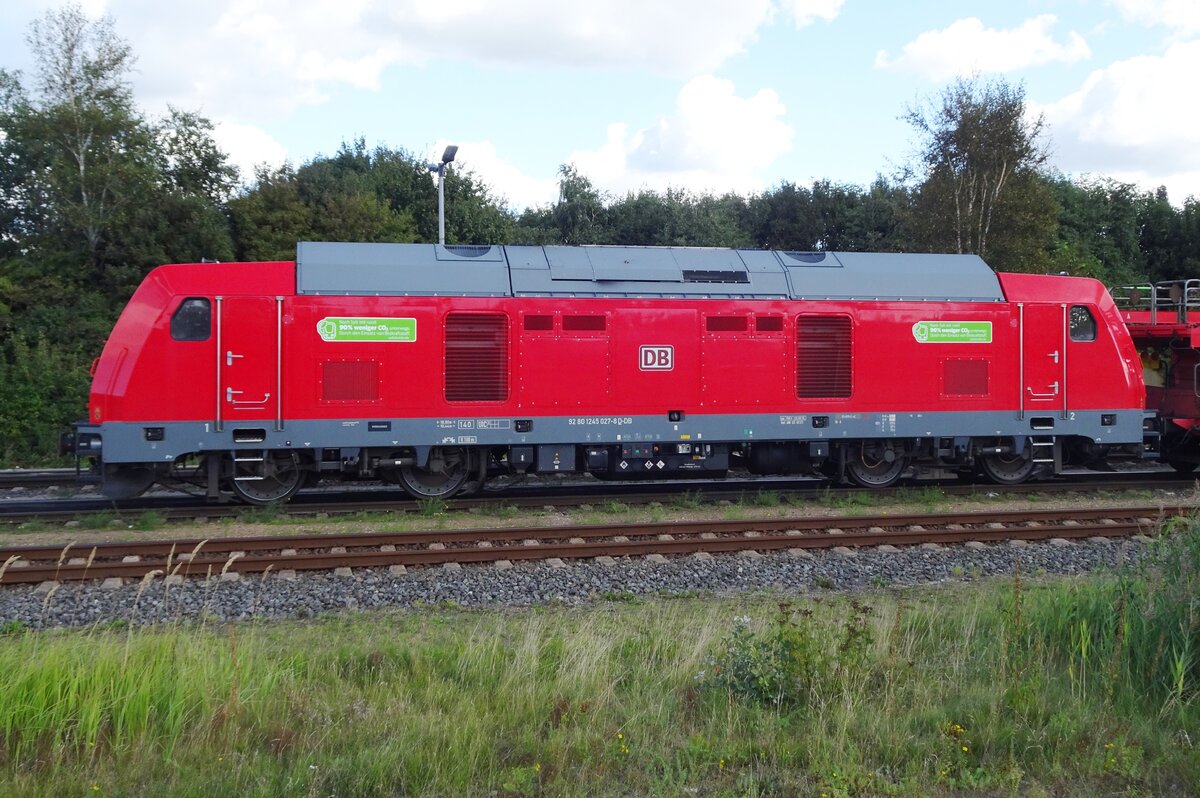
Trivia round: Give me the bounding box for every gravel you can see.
[0,538,1143,630]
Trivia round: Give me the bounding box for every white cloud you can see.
[1109,0,1200,34]
[1038,39,1200,201]
[427,140,559,209]
[101,0,783,118]
[778,0,845,28]
[875,15,1091,81]
[567,75,793,197]
[436,77,796,210]
[211,120,289,181]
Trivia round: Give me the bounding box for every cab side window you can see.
[1069,305,1097,342]
[171,298,211,341]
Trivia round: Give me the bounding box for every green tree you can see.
[749,182,818,250]
[0,4,238,463]
[552,164,607,244]
[904,76,1053,269]
[1048,177,1148,284]
[20,5,148,269]
[1140,186,1200,282]
[229,140,530,256]
[228,165,313,260]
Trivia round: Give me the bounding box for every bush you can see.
[699,600,874,708]
[0,333,90,465]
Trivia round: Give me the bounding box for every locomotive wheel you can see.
[1167,460,1198,474]
[229,451,305,505]
[844,444,907,488]
[397,447,472,499]
[979,450,1036,485]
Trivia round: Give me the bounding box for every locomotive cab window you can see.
[1069,305,1097,342]
[170,298,211,341]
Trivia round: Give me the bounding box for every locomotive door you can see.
[216,296,282,431]
[1020,303,1067,419]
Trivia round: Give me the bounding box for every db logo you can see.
[639,345,674,371]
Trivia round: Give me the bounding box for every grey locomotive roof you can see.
[295,242,1005,302]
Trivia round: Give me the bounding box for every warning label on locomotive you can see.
[911,321,992,344]
[317,317,417,343]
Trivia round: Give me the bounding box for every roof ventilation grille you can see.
[682,269,750,284]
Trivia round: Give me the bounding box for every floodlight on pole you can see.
[427,145,458,245]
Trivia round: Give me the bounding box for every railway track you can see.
[0,506,1179,587]
[0,470,1195,527]
[0,468,82,490]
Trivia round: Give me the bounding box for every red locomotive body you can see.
[67,244,1148,502]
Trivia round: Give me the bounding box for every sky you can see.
[2,0,1199,210]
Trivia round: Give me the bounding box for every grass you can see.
[670,490,705,510]
[479,501,519,519]
[4,515,1200,797]
[234,504,288,525]
[893,485,947,511]
[130,511,165,531]
[413,497,448,518]
[76,510,117,530]
[4,513,1199,795]
[818,486,875,512]
[750,489,782,508]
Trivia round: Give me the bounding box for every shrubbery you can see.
[698,599,875,708]
[0,334,89,465]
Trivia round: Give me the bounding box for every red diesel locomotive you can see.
[65,243,1149,503]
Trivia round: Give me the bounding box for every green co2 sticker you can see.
[317,317,417,343]
[911,321,992,344]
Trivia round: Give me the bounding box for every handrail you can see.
[1111,279,1200,323]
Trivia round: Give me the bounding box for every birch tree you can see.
[904,76,1052,266]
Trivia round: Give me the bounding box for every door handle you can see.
[226,387,271,405]
[1027,382,1059,399]
[226,350,244,366]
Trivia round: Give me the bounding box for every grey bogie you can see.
[844,443,907,488]
[229,451,305,505]
[397,447,473,499]
[979,450,1036,485]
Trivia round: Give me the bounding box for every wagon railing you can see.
[1112,279,1200,324]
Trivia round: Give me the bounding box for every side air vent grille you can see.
[796,316,852,399]
[322,361,380,402]
[682,269,750,284]
[943,359,989,396]
[445,313,509,402]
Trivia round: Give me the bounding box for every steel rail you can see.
[0,505,1182,586]
[1,472,1195,526]
[0,469,81,490]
